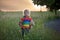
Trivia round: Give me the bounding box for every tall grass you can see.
[0,11,59,40]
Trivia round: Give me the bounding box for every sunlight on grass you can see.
[0,11,59,40]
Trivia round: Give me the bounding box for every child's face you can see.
[24,10,30,16]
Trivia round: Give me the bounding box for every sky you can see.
[0,0,47,11]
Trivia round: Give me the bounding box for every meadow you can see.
[0,11,60,40]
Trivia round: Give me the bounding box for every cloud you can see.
[0,0,37,11]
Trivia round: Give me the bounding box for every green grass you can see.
[0,11,59,40]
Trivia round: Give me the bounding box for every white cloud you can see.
[0,0,47,11]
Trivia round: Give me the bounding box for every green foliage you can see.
[32,0,55,6]
[0,11,60,40]
[32,0,60,11]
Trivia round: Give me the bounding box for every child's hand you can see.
[29,25,33,29]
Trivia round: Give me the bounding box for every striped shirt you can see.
[21,16,32,28]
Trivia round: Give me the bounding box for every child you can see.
[19,9,35,38]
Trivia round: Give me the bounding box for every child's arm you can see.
[18,18,23,32]
[30,20,35,27]
[30,20,35,26]
[19,21,22,27]
[29,19,35,29]
[19,18,23,27]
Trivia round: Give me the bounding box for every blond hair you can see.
[23,9,30,16]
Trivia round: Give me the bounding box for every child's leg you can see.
[25,28,30,35]
[25,28,30,39]
[26,29,30,33]
[21,28,25,38]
